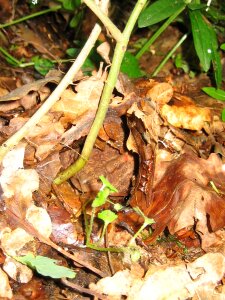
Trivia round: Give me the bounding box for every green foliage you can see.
[138,0,186,28]
[92,176,118,208]
[174,53,190,73]
[202,87,225,101]
[98,209,118,225]
[137,0,223,87]
[57,0,81,11]
[16,254,76,279]
[221,43,225,51]
[121,51,143,78]
[31,56,54,76]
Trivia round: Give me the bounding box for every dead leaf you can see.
[90,253,225,300]
[0,268,13,299]
[26,204,52,239]
[0,227,34,257]
[0,76,61,102]
[3,257,33,283]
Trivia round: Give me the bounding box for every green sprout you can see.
[97,209,118,243]
[129,207,155,246]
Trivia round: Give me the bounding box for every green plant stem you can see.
[86,207,96,244]
[0,23,102,162]
[82,0,123,42]
[54,0,147,184]
[0,46,21,65]
[152,33,188,77]
[135,4,186,59]
[0,5,61,29]
[86,242,124,252]
[0,46,74,67]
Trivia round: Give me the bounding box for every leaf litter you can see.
[0,6,225,300]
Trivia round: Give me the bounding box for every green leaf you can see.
[66,47,78,57]
[120,51,143,78]
[221,108,225,122]
[31,56,54,76]
[202,87,225,101]
[98,210,118,225]
[16,254,76,279]
[99,176,118,193]
[138,0,185,28]
[69,11,83,28]
[62,0,81,10]
[206,24,222,88]
[188,3,207,10]
[220,43,225,51]
[92,188,110,208]
[189,10,214,72]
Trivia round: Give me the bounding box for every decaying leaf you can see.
[26,204,52,239]
[0,268,13,299]
[90,253,225,300]
[0,228,34,257]
[3,257,33,283]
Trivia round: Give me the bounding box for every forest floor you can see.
[0,1,225,299]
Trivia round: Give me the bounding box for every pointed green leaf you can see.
[189,10,213,72]
[16,254,76,279]
[138,0,185,28]
[221,43,225,51]
[202,87,225,101]
[207,25,222,88]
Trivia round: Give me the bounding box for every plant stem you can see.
[0,47,21,65]
[0,5,61,29]
[0,46,73,68]
[152,33,188,77]
[135,4,186,59]
[0,24,102,162]
[54,0,147,184]
[82,0,123,42]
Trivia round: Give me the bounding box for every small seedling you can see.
[85,176,118,245]
[97,209,118,243]
[129,207,155,246]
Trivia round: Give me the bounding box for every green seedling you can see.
[85,176,118,245]
[97,209,118,243]
[0,47,72,75]
[15,254,76,279]
[129,207,155,246]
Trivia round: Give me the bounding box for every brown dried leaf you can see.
[71,144,134,195]
[0,268,13,299]
[144,153,225,247]
[0,76,61,102]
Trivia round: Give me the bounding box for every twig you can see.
[6,208,107,278]
[0,5,61,29]
[54,0,148,184]
[82,0,123,42]
[152,33,188,77]
[0,23,102,162]
[61,278,110,300]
